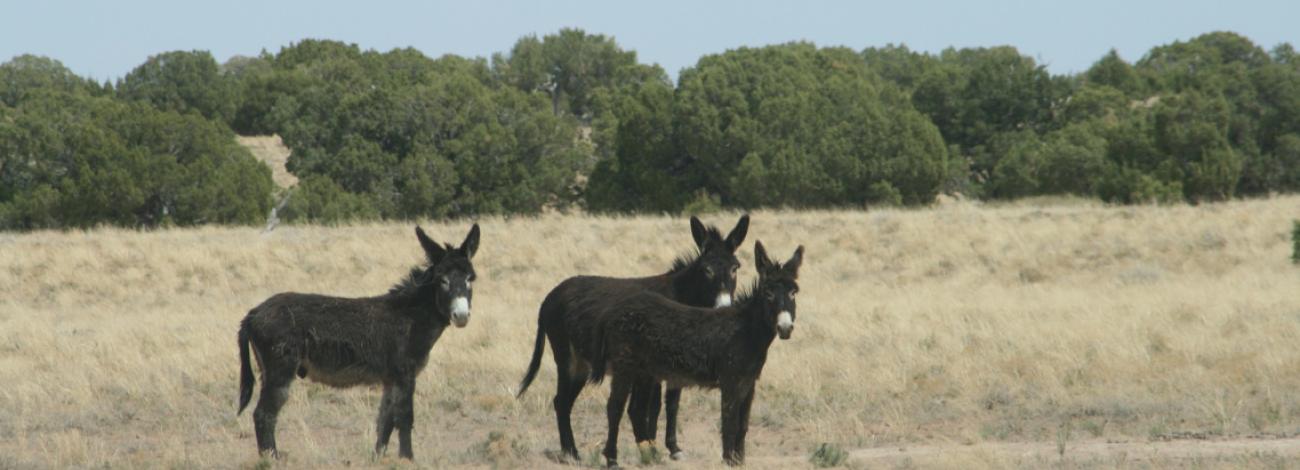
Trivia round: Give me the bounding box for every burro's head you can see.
[752,241,803,340]
[690,214,750,308]
[415,224,480,328]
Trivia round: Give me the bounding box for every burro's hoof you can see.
[670,450,685,460]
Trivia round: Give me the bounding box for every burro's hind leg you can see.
[627,377,660,462]
[603,374,634,469]
[551,338,587,462]
[664,386,685,459]
[252,357,297,458]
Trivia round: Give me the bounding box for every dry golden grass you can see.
[4,196,1300,468]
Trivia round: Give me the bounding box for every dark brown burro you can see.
[236,224,480,460]
[592,241,803,468]
[515,215,750,462]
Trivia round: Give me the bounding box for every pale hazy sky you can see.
[2,0,1296,82]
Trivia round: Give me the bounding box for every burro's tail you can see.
[515,311,548,398]
[237,317,255,415]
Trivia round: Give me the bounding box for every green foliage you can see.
[809,443,849,468]
[1085,49,1145,97]
[680,190,723,215]
[986,131,1047,199]
[278,175,377,224]
[493,28,667,119]
[673,43,948,208]
[5,30,1300,230]
[866,181,903,207]
[1152,91,1241,201]
[117,50,239,124]
[910,46,1061,157]
[1096,165,1184,204]
[585,80,686,212]
[239,40,591,220]
[862,44,940,91]
[636,442,664,465]
[1292,220,1300,264]
[0,89,272,230]
[0,55,97,106]
[1060,85,1128,125]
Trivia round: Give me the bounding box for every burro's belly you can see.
[301,360,383,388]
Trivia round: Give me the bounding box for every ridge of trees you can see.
[3,29,1299,229]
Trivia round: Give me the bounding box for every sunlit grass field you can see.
[4,196,1300,468]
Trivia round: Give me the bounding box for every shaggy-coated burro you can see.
[236,224,480,460]
[592,241,803,468]
[516,215,749,462]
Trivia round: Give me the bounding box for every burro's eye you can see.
[439,277,450,289]
[704,266,715,278]
[730,265,739,274]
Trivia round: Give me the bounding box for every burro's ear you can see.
[725,214,750,253]
[784,245,804,278]
[753,240,772,273]
[689,216,708,249]
[460,223,480,259]
[416,226,447,263]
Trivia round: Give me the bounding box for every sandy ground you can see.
[236,134,297,189]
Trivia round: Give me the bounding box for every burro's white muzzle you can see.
[450,296,470,328]
[776,311,794,339]
[715,292,733,308]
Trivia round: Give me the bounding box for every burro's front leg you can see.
[392,377,417,460]
[603,374,634,469]
[719,381,753,466]
[735,382,756,461]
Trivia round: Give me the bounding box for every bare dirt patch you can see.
[236,134,297,188]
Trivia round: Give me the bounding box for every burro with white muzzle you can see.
[590,240,804,468]
[514,215,750,463]
[236,224,480,461]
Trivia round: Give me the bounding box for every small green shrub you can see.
[470,430,528,469]
[1292,220,1300,264]
[866,181,903,207]
[809,442,849,468]
[637,441,664,465]
[681,190,723,215]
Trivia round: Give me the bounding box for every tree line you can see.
[2,29,1298,229]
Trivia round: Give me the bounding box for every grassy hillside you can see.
[3,197,1300,468]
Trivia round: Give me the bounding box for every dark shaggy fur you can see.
[515,215,749,461]
[236,224,480,460]
[592,241,803,467]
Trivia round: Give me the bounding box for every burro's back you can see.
[236,224,481,461]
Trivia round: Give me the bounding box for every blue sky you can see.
[2,0,1297,82]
